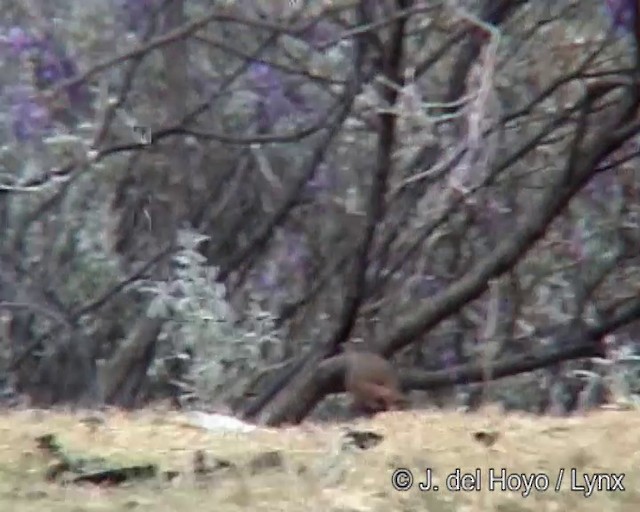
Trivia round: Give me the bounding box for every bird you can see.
[344,350,407,415]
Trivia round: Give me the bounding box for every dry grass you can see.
[0,405,638,511]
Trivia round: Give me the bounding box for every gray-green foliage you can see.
[573,349,640,409]
[141,230,283,407]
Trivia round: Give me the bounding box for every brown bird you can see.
[344,350,407,415]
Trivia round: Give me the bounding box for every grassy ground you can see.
[0,405,638,511]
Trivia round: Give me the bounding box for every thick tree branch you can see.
[244,0,411,423]
[381,91,640,357]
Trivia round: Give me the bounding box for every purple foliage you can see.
[283,85,312,114]
[251,232,310,294]
[59,57,87,105]
[254,265,278,292]
[604,0,637,33]
[248,63,288,128]
[254,101,271,133]
[469,197,511,235]
[264,91,294,125]
[440,347,458,369]
[3,27,76,85]
[584,170,619,203]
[248,62,282,94]
[410,274,441,299]
[248,62,313,130]
[117,0,158,33]
[2,25,89,140]
[498,297,511,315]
[32,48,65,89]
[302,20,337,49]
[8,88,51,141]
[306,163,336,194]
[282,232,308,268]
[3,26,32,56]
